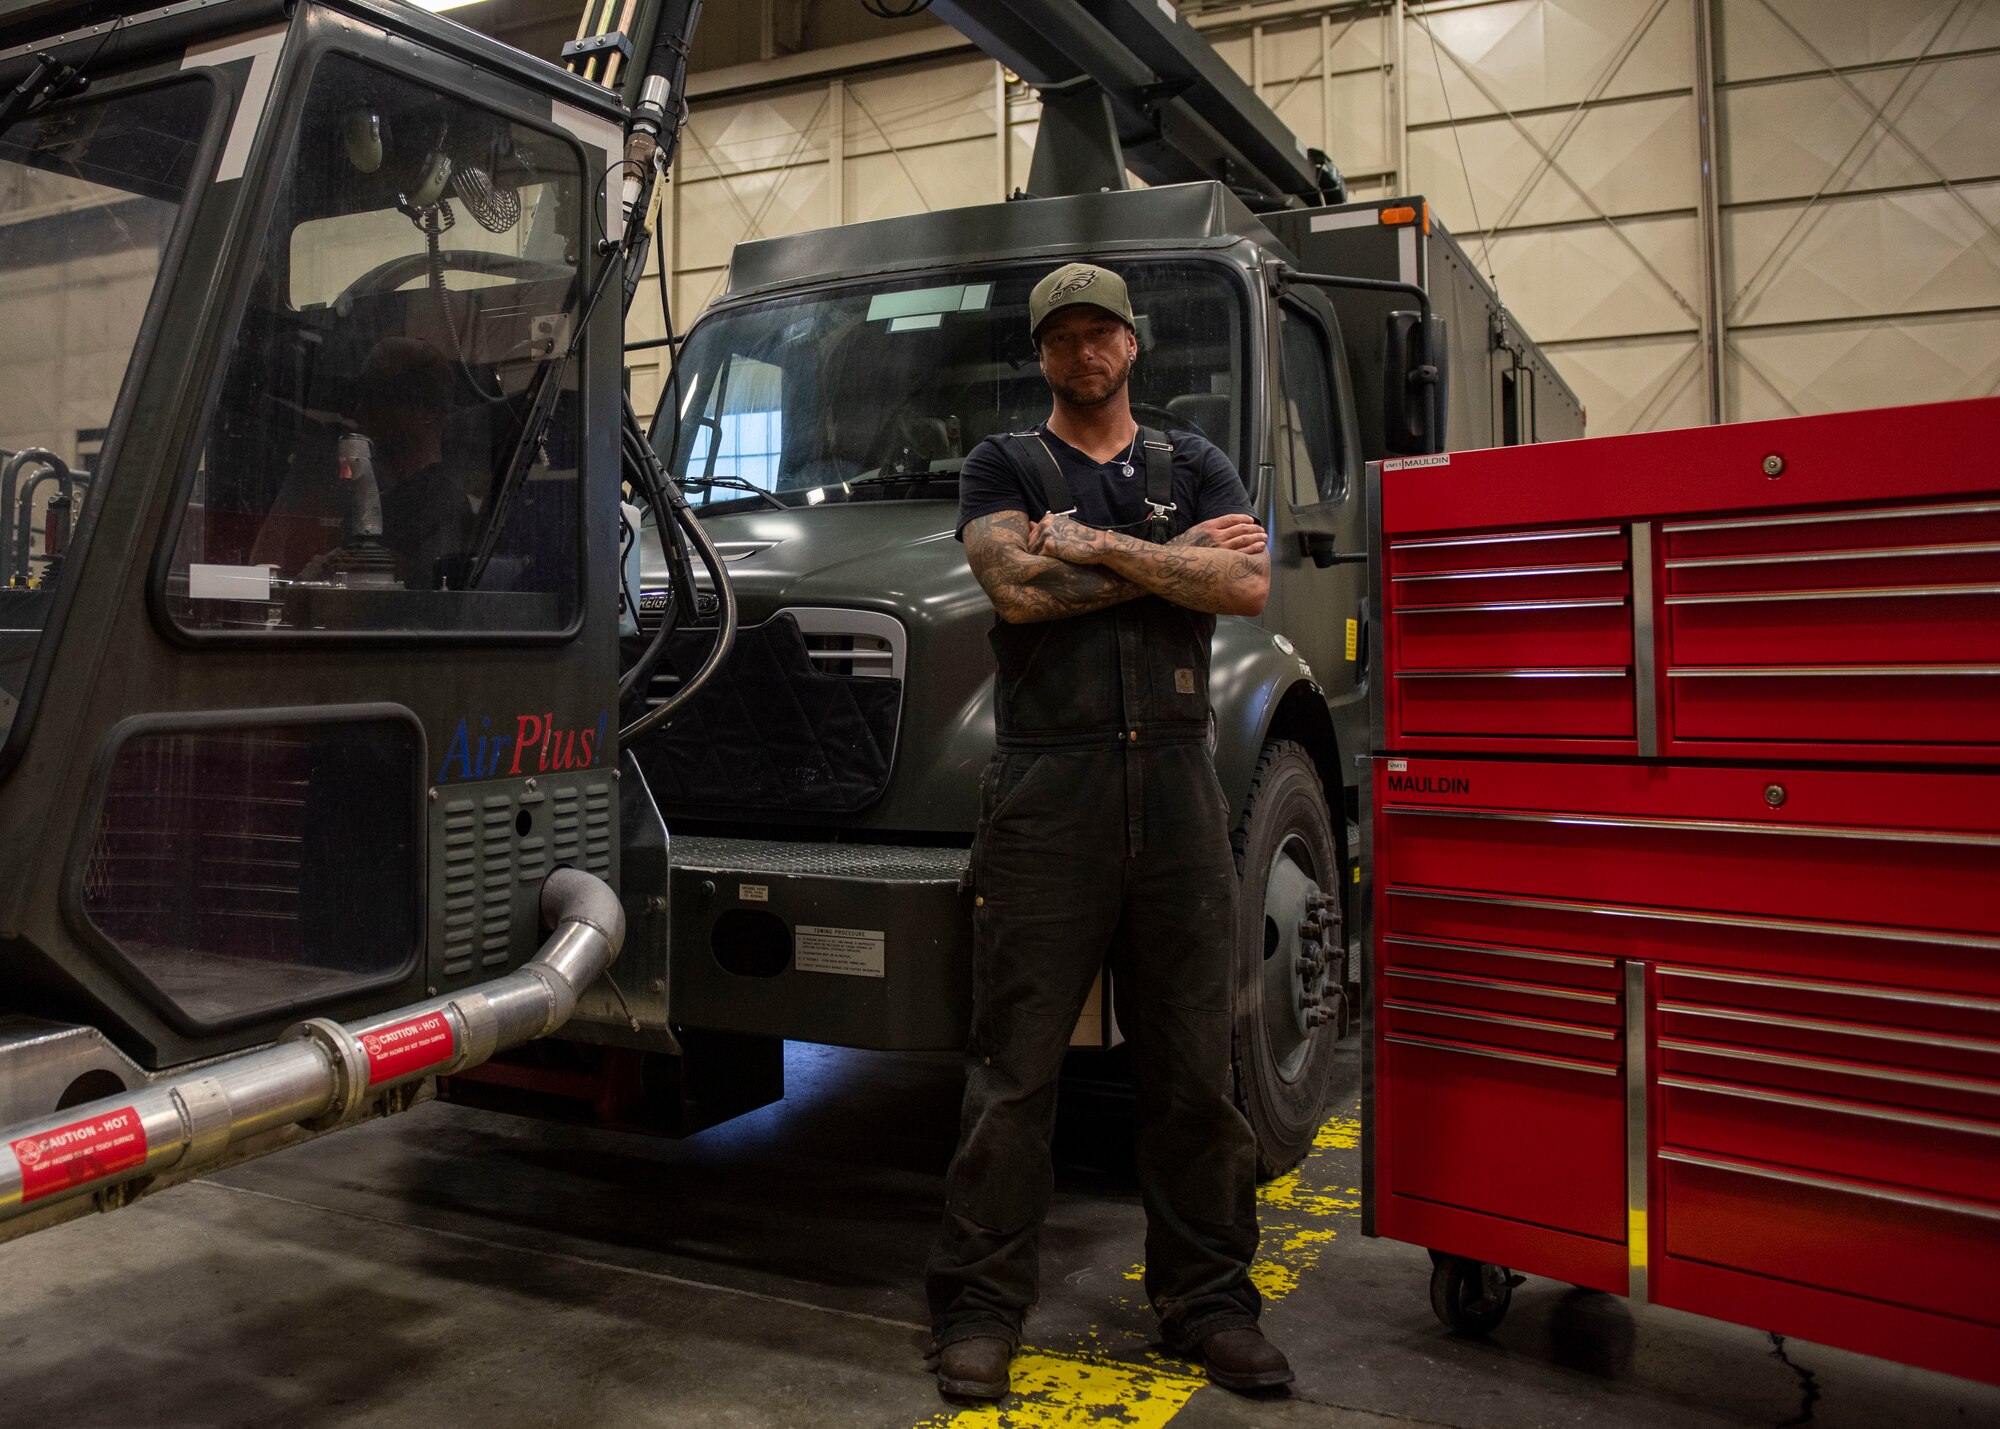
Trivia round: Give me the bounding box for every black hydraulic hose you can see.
[619,446,736,745]
[616,399,693,703]
[620,403,697,623]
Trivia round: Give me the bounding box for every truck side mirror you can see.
[1384,310,1448,455]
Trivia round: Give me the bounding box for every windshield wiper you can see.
[683,475,789,512]
[844,468,957,490]
[0,52,88,130]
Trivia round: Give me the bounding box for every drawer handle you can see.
[1659,1038,2000,1097]
[1384,999,1618,1040]
[1385,1033,1618,1076]
[1395,667,1629,680]
[1385,934,1616,970]
[1666,540,2000,570]
[1657,1148,2000,1223]
[1391,886,2000,955]
[1661,1003,2000,1055]
[1664,498,2000,536]
[1666,582,2000,607]
[1669,663,2000,678]
[1387,968,1617,1005]
[1658,1074,2000,1139]
[1394,527,1624,552]
[1384,805,2000,849]
[1397,597,1629,614]
[1661,966,2000,1016]
[1393,563,1627,583]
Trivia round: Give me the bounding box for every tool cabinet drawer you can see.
[1380,1032,1626,1243]
[1395,672,1633,740]
[1378,934,1621,997]
[1381,997,1619,1064]
[1379,966,1620,1032]
[1660,1074,2000,1205]
[1386,524,1637,750]
[1375,761,2000,994]
[1659,1149,2000,1328]
[1657,1003,2000,1085]
[1381,803,1997,939]
[1665,590,2000,667]
[1656,962,2000,1093]
[1393,601,1630,671]
[1658,499,2000,758]
[1381,884,2000,998]
[1391,527,1630,578]
[1657,1036,2000,1124]
[1666,670,2000,750]
[1657,966,2000,1044]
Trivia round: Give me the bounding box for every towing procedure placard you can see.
[795,926,886,978]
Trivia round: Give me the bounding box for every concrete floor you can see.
[3,1042,1996,1428]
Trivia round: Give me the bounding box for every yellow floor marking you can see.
[914,1349,1206,1429]
[924,1103,1363,1427]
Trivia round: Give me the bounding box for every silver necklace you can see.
[1114,430,1140,479]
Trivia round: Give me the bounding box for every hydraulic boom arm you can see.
[928,0,1342,209]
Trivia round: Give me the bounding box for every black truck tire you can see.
[1229,738,1344,1177]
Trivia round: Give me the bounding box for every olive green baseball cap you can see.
[1029,262,1135,339]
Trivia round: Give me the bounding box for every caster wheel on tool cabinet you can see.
[1428,1254,1520,1335]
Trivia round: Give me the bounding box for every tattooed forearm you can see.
[1099,537,1269,615]
[1028,511,1270,616]
[964,511,1145,623]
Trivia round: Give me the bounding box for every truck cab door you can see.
[1266,298,1367,769]
[2,9,623,1070]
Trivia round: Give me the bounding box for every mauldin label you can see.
[1386,773,1470,795]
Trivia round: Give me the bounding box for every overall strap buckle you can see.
[1138,429,1177,542]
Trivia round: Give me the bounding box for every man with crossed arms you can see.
[926,262,1291,1401]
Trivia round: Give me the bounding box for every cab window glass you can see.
[165,55,585,635]
[1278,304,1343,506]
[687,355,784,488]
[666,260,1246,505]
[0,80,212,742]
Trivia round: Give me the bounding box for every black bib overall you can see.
[925,430,1263,1348]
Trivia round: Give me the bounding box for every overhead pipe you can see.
[1,448,62,587]
[0,868,623,1242]
[15,461,75,583]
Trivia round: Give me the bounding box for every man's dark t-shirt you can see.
[955,424,1253,540]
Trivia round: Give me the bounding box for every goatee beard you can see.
[1049,363,1131,411]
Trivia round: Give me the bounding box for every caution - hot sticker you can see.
[11,1107,148,1204]
[361,1011,456,1086]
[1344,618,1359,661]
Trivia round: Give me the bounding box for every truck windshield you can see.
[662,259,1246,507]
[0,79,212,744]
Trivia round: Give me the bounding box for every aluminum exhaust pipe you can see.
[0,868,623,1239]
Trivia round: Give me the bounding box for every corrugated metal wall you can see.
[632,0,2000,437]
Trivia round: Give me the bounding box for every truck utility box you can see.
[1364,396,2000,1386]
[1267,198,1583,457]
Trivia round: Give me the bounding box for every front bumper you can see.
[670,835,973,1051]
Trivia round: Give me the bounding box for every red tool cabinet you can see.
[1364,397,2000,1386]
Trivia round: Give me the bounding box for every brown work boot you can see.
[935,1336,1012,1401]
[1193,1326,1295,1392]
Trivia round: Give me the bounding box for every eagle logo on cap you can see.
[1049,269,1099,301]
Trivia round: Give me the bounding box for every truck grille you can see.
[635,601,904,708]
[634,609,908,814]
